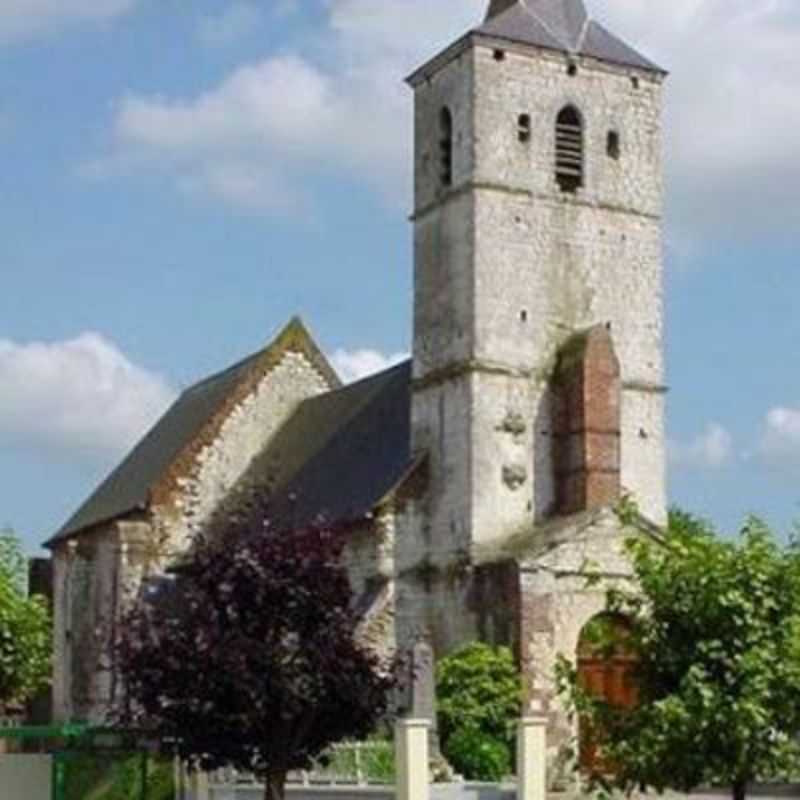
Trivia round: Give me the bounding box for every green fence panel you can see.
[0,725,174,800]
[56,751,174,800]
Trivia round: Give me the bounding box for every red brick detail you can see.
[552,325,621,514]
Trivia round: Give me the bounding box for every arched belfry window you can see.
[439,107,453,188]
[555,105,584,193]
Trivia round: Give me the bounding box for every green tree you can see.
[436,642,521,780]
[557,510,800,800]
[0,528,51,714]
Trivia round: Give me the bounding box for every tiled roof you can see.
[477,0,663,72]
[226,360,413,535]
[46,350,261,546]
[45,318,341,548]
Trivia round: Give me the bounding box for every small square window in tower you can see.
[607,130,621,160]
[555,106,584,193]
[517,114,531,143]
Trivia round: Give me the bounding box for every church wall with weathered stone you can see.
[412,49,476,378]
[54,342,335,723]
[403,15,668,770]
[51,519,153,723]
[409,40,666,594]
[470,42,666,523]
[407,377,474,566]
[413,51,476,243]
[470,371,541,543]
[152,350,332,554]
[51,547,70,721]
[394,562,520,659]
[516,511,642,779]
[342,507,395,598]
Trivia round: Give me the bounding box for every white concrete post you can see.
[395,719,430,800]
[189,769,210,800]
[517,716,547,800]
[355,742,364,786]
[173,757,183,800]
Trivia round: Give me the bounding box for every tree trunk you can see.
[733,779,747,800]
[264,769,287,800]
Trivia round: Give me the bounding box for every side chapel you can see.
[46,0,667,771]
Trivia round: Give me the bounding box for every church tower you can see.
[404,0,667,580]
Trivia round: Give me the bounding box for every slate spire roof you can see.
[478,0,662,74]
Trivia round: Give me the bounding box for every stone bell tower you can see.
[401,0,667,593]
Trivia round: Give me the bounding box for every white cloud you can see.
[758,407,800,468]
[0,0,136,42]
[0,333,176,459]
[87,1,481,212]
[330,348,408,384]
[91,52,407,212]
[196,3,262,48]
[592,0,800,240]
[670,423,734,470]
[89,0,800,240]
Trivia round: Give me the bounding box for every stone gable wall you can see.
[53,346,333,723]
[154,351,331,553]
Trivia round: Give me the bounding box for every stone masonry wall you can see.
[470,41,666,524]
[517,511,640,782]
[394,561,520,660]
[52,519,153,723]
[54,339,335,723]
[154,351,331,554]
[343,506,395,598]
[409,39,666,587]
[51,547,70,721]
[413,43,477,381]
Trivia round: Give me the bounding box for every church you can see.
[45,0,667,770]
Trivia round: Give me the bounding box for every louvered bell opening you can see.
[440,108,453,188]
[555,114,583,193]
[440,138,453,187]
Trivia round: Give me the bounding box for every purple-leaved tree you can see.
[114,526,399,800]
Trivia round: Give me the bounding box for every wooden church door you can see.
[577,615,638,774]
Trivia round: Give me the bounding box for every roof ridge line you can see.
[576,15,591,52]
[523,3,574,53]
[181,350,259,397]
[326,357,410,395]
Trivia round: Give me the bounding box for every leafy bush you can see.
[557,510,800,800]
[436,642,521,781]
[361,740,395,784]
[0,528,51,709]
[64,753,174,800]
[445,727,511,782]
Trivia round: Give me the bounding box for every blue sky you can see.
[1,0,799,554]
